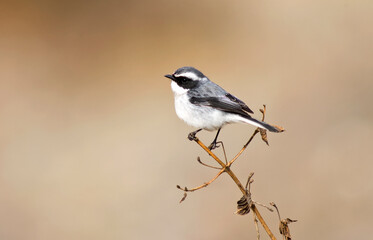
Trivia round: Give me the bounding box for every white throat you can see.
[171,81,188,95]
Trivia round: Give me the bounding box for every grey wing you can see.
[224,93,254,114]
[188,82,254,116]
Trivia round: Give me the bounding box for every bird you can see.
[165,66,282,150]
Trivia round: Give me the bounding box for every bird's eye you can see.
[179,77,188,83]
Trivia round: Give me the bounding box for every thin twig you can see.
[216,141,228,164]
[246,172,255,190]
[229,129,259,166]
[197,157,222,169]
[253,212,260,240]
[251,204,276,240]
[253,201,274,212]
[177,168,225,192]
[260,105,267,121]
[270,202,282,222]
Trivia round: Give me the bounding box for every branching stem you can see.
[192,137,276,240]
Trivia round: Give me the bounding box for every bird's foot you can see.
[208,141,220,150]
[188,129,202,141]
[188,132,197,141]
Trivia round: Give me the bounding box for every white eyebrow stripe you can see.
[174,72,199,80]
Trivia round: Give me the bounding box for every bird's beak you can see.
[164,74,175,81]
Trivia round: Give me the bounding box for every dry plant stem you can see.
[194,138,246,193]
[216,141,228,164]
[253,201,274,212]
[229,129,259,165]
[253,213,260,240]
[271,202,282,222]
[251,205,276,240]
[194,138,276,240]
[179,168,225,192]
[197,157,221,169]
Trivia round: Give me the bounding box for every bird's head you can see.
[165,67,207,93]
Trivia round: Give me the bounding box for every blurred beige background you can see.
[1,0,372,239]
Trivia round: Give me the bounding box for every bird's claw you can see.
[188,132,198,141]
[188,129,202,141]
[208,141,220,150]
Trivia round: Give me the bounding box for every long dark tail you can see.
[241,116,283,133]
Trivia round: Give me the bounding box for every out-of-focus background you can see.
[1,0,372,239]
